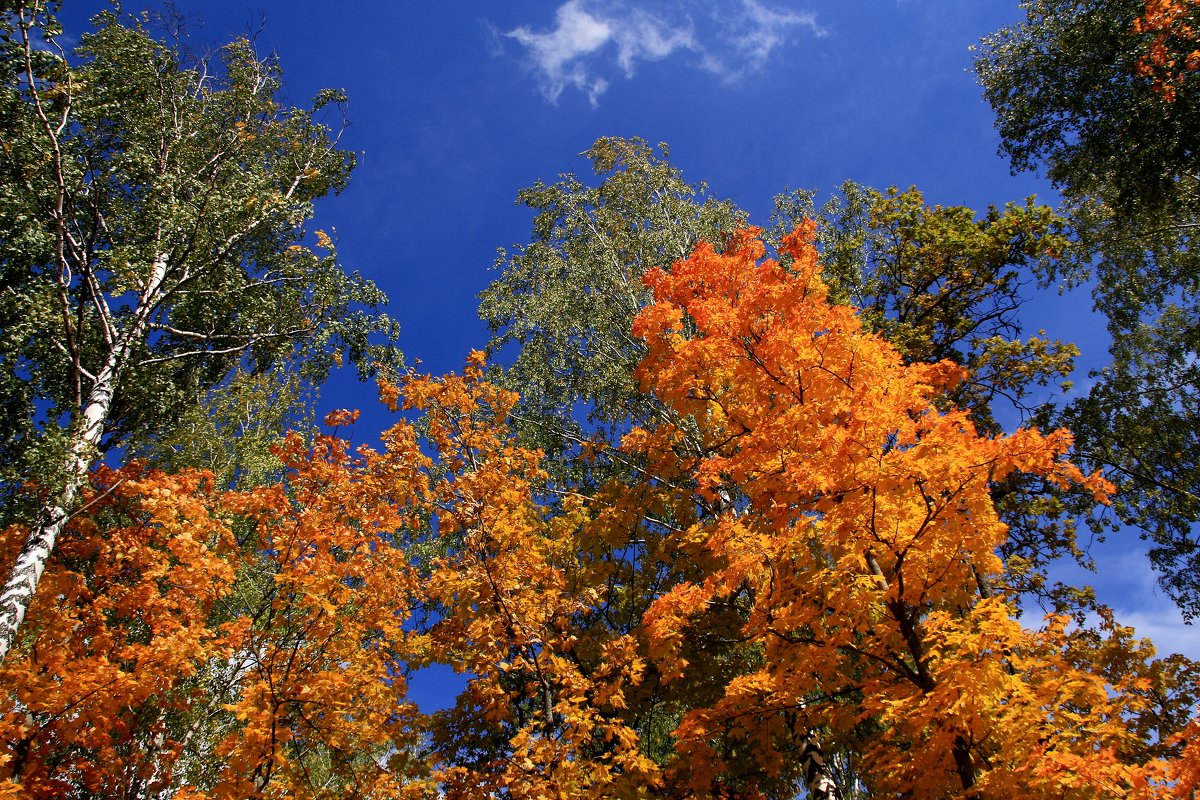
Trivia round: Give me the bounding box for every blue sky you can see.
[57,1,1196,689]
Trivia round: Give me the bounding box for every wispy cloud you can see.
[1109,607,1200,660]
[504,0,825,107]
[726,0,824,74]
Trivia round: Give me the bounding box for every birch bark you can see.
[0,253,169,663]
[0,3,387,663]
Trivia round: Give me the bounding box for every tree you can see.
[480,138,815,790]
[0,3,398,661]
[0,361,656,799]
[976,0,1200,616]
[1133,0,1200,101]
[142,367,312,489]
[0,414,430,799]
[0,466,241,798]
[771,183,1075,435]
[394,356,661,800]
[629,224,1180,798]
[480,139,1114,796]
[772,184,1098,610]
[974,0,1200,213]
[485,140,1081,530]
[479,136,746,481]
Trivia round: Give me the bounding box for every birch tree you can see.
[0,3,397,662]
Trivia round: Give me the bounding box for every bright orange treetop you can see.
[629,223,1173,798]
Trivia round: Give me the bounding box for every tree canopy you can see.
[5,227,1197,798]
[976,0,1200,616]
[0,2,1198,798]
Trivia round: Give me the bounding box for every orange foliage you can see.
[0,426,431,797]
[1135,0,1200,100]
[204,420,428,798]
[0,468,239,798]
[1143,715,1200,798]
[0,227,1196,798]
[630,224,1159,798]
[400,355,660,799]
[0,363,659,799]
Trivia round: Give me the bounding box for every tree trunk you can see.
[0,254,167,663]
[0,362,117,662]
[799,731,841,800]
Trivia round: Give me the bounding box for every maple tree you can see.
[482,141,1074,485]
[0,361,665,799]
[0,415,429,798]
[0,466,240,798]
[479,139,1195,796]
[771,184,1094,611]
[201,417,427,799]
[624,224,1195,798]
[485,144,1088,609]
[398,355,661,799]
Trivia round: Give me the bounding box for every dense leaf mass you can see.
[3,230,1197,799]
[0,2,1198,798]
[977,0,1200,616]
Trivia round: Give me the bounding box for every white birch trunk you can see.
[798,731,841,800]
[0,254,169,664]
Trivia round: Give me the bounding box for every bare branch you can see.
[137,325,318,366]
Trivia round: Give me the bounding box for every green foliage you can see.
[0,3,399,512]
[977,0,1200,617]
[143,368,311,489]
[974,0,1200,214]
[479,137,746,480]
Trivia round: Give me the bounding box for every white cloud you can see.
[1109,607,1199,660]
[506,0,680,106]
[505,1,612,105]
[1042,543,1200,660]
[613,8,697,76]
[504,0,822,106]
[691,0,826,81]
